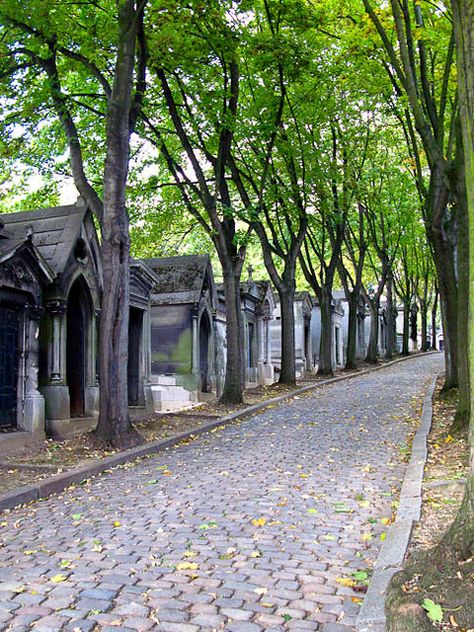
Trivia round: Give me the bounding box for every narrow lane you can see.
[0,354,442,632]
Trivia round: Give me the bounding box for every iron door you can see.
[0,306,20,428]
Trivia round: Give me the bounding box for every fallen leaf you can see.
[50,574,67,583]
[250,551,262,558]
[422,598,443,623]
[251,517,267,527]
[336,577,356,587]
[176,562,198,571]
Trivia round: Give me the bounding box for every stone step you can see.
[151,386,192,402]
[151,375,177,386]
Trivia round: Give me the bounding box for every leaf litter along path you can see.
[0,354,442,632]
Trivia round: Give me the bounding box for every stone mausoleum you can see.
[143,255,217,411]
[0,199,155,446]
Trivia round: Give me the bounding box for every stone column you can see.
[24,305,45,436]
[93,308,101,386]
[191,309,199,389]
[47,299,66,383]
[42,299,69,431]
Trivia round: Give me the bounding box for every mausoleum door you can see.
[199,313,210,393]
[66,280,88,418]
[128,307,143,406]
[0,305,20,428]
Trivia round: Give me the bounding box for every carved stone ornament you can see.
[1,260,35,289]
[46,298,67,315]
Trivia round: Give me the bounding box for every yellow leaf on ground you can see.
[336,577,356,587]
[261,602,275,608]
[113,521,121,527]
[183,551,198,557]
[351,596,363,603]
[176,562,198,571]
[251,517,267,527]
[361,533,373,542]
[250,551,262,558]
[50,574,67,583]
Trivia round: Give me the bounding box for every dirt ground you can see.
[389,378,473,632]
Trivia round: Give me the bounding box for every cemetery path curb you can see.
[355,371,439,632]
[0,351,441,514]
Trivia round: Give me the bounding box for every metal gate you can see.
[0,306,19,428]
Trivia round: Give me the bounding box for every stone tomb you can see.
[143,255,217,411]
[0,223,54,447]
[271,291,315,378]
[311,292,347,370]
[216,277,276,390]
[0,199,155,441]
[0,200,102,438]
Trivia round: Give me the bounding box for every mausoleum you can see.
[144,255,217,411]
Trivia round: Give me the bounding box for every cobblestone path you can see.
[0,354,442,632]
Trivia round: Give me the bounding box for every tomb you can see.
[128,261,158,419]
[0,222,54,448]
[143,255,217,411]
[272,292,315,378]
[0,199,155,441]
[1,200,102,437]
[216,276,276,390]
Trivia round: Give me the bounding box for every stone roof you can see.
[144,254,215,305]
[0,200,88,276]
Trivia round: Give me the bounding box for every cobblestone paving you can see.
[0,354,442,632]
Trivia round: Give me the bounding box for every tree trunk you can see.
[420,301,428,352]
[431,290,438,350]
[278,285,296,385]
[402,301,410,356]
[385,272,396,360]
[94,0,141,447]
[366,300,379,363]
[446,0,474,564]
[318,289,334,376]
[453,136,470,431]
[427,168,459,388]
[345,289,359,370]
[220,262,244,404]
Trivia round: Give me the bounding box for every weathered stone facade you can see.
[0,229,54,445]
[272,291,315,378]
[0,199,155,442]
[143,255,217,411]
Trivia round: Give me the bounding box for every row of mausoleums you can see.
[0,200,429,445]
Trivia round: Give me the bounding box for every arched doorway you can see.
[199,312,211,393]
[66,279,89,417]
[0,304,20,428]
[304,321,310,370]
[128,307,143,406]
